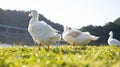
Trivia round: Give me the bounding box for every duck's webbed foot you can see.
[38,43,41,50]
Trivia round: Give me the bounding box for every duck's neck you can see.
[109,34,113,39]
[29,15,39,24]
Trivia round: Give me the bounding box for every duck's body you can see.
[62,26,99,46]
[108,31,120,46]
[28,10,61,49]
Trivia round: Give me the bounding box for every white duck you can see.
[28,10,61,49]
[107,31,120,46]
[62,26,99,47]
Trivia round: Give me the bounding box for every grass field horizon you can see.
[0,45,120,67]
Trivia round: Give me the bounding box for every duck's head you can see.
[29,10,39,18]
[109,31,113,36]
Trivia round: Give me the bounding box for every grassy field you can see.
[0,45,120,67]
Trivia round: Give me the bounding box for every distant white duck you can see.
[62,26,99,47]
[108,31,120,46]
[28,10,61,49]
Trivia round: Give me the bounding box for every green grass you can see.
[0,45,120,67]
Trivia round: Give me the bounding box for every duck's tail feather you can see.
[91,35,99,40]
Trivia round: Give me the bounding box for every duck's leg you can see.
[73,43,77,49]
[38,43,41,49]
[48,45,50,49]
[73,43,76,48]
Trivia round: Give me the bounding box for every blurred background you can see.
[0,0,120,46]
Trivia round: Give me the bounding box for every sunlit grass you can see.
[0,45,120,67]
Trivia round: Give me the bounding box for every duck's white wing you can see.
[41,21,59,33]
[48,25,60,33]
[67,30,81,37]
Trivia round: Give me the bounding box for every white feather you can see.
[108,31,120,46]
[62,26,99,45]
[28,10,61,45]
